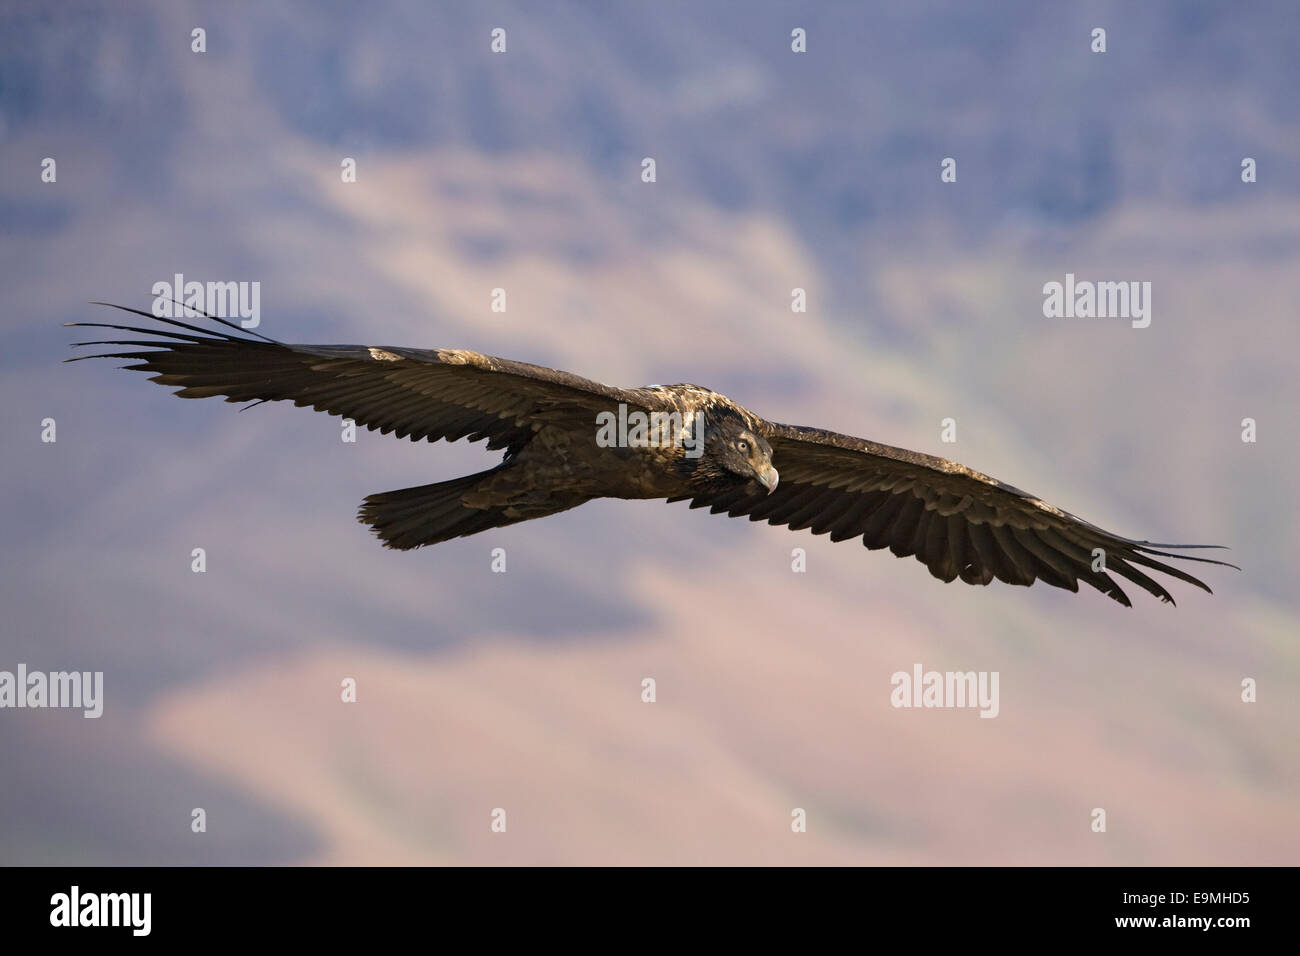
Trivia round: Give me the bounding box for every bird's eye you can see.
[736,440,749,453]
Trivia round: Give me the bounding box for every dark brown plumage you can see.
[68,303,1235,606]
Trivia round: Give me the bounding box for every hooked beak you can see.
[757,463,779,494]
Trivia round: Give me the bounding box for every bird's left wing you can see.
[681,420,1235,606]
[68,304,653,454]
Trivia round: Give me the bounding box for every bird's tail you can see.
[358,468,528,550]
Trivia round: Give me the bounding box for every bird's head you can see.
[704,418,779,495]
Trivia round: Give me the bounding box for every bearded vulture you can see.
[67,303,1235,606]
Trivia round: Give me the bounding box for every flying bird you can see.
[68,303,1234,606]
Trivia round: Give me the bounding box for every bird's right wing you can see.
[68,303,653,454]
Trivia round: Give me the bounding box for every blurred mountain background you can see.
[1,0,1296,864]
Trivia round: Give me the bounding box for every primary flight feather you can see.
[68,303,1235,606]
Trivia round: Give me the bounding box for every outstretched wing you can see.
[683,421,1235,606]
[68,303,651,455]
